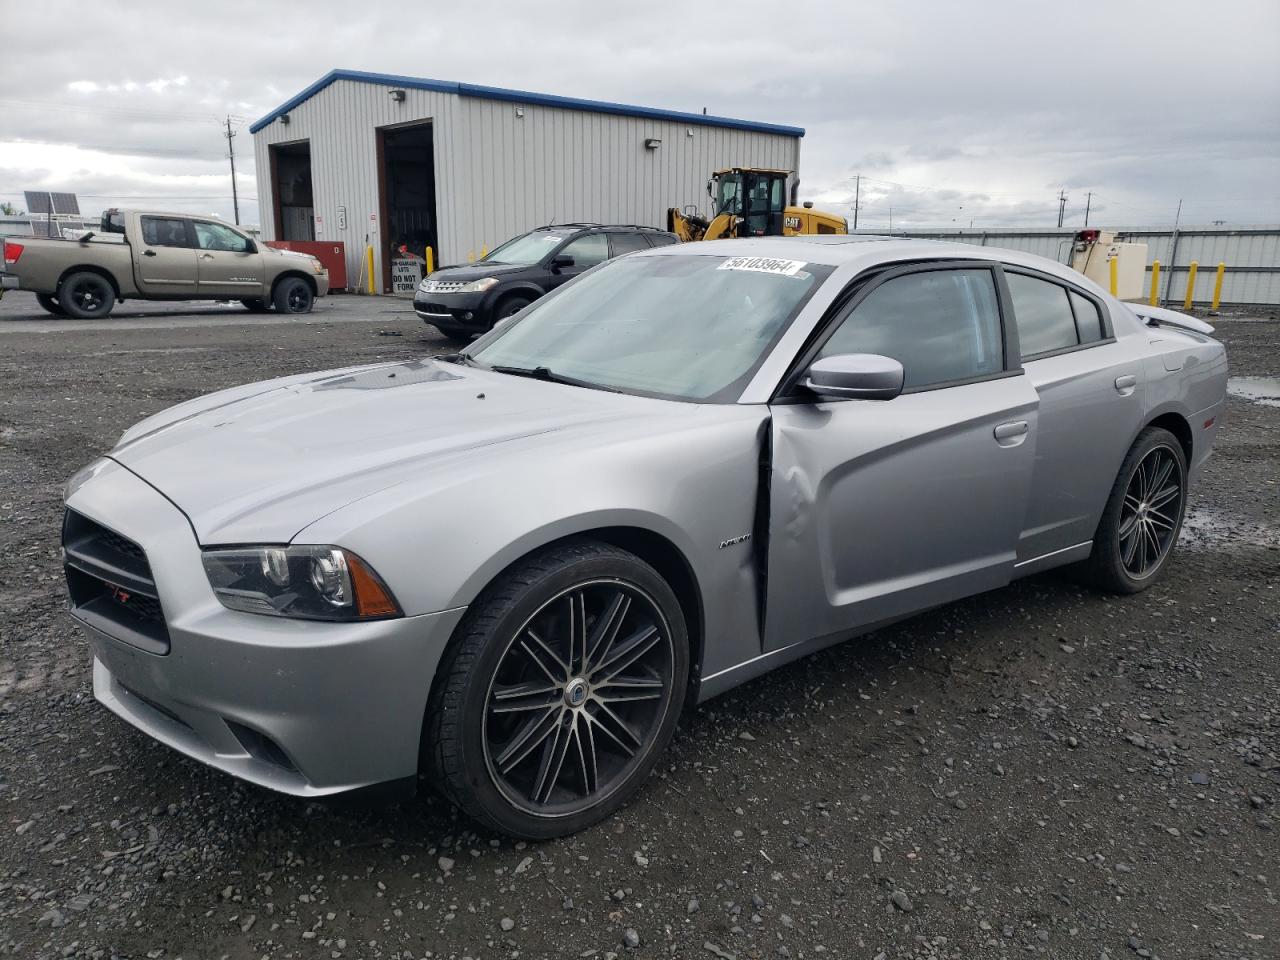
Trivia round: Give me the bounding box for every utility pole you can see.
[1083,191,1092,227]
[888,206,893,234]
[1056,189,1068,228]
[852,174,860,230]
[223,116,240,225]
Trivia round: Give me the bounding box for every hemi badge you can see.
[1203,417,1215,429]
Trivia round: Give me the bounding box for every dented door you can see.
[763,376,1040,651]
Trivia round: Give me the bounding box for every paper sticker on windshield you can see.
[542,236,562,243]
[717,256,808,276]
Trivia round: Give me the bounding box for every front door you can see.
[134,215,197,297]
[191,220,266,298]
[543,233,609,292]
[763,262,1039,651]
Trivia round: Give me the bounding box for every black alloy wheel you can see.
[426,540,688,838]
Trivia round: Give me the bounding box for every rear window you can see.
[609,232,650,257]
[1007,273,1078,358]
[645,233,679,247]
[140,217,191,249]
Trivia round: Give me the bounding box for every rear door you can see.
[191,220,265,298]
[543,232,609,292]
[133,215,197,296]
[1002,268,1145,563]
[764,262,1038,651]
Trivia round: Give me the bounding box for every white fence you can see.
[853,226,1280,308]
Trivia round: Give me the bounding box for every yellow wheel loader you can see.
[667,167,847,242]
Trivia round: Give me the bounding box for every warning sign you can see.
[391,258,423,295]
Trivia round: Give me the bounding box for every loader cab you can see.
[710,168,788,237]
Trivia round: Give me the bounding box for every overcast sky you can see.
[3,0,1278,230]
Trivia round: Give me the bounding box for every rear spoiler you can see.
[1126,303,1215,335]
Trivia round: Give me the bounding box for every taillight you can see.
[3,241,22,265]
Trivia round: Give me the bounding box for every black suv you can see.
[413,224,679,337]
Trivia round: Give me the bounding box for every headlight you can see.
[310,258,326,275]
[201,545,401,621]
[459,277,500,293]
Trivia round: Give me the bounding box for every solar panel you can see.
[24,191,52,215]
[51,192,80,215]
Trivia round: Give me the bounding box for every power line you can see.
[0,97,249,125]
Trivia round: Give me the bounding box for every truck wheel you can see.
[36,293,66,317]
[58,272,116,319]
[273,277,314,314]
[241,298,271,312]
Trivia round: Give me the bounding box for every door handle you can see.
[994,420,1029,446]
[199,253,215,260]
[142,249,157,257]
[1115,374,1137,395]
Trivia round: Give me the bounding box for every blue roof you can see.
[249,69,805,137]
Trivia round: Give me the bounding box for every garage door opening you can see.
[377,121,438,293]
[270,140,315,241]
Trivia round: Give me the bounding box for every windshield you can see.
[468,254,831,402]
[482,230,567,266]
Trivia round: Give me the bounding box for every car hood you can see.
[427,262,534,281]
[110,359,686,545]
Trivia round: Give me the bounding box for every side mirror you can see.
[550,254,575,270]
[243,239,257,254]
[803,354,904,401]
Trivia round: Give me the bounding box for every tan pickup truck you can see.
[0,208,329,318]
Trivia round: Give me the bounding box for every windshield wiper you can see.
[489,364,619,393]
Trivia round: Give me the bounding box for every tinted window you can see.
[1007,273,1077,357]
[140,217,191,248]
[645,233,679,247]
[559,233,608,268]
[193,220,252,252]
[1070,290,1105,342]
[608,232,650,257]
[820,269,1004,389]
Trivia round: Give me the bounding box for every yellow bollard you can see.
[1211,261,1225,311]
[480,244,488,259]
[365,245,376,295]
[1183,260,1198,311]
[1109,256,1118,296]
[425,246,434,276]
[1149,260,1160,306]
[467,250,475,263]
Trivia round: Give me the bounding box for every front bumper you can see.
[413,291,491,331]
[315,270,330,298]
[66,459,466,796]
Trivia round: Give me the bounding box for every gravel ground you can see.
[1,292,1277,960]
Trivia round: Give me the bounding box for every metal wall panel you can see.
[254,79,802,289]
[853,226,1280,307]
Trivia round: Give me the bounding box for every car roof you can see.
[638,235,1103,294]
[526,223,671,234]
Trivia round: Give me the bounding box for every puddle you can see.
[1180,506,1278,550]
[1227,377,1280,408]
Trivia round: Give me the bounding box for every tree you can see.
[0,202,25,216]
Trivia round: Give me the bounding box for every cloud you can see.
[1,0,1277,228]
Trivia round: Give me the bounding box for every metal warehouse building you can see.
[250,69,804,292]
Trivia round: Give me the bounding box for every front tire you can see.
[491,294,532,329]
[36,293,66,316]
[1085,426,1187,593]
[425,540,689,839]
[58,272,116,319]
[272,277,314,314]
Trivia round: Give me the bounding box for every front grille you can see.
[419,279,467,294]
[62,510,170,655]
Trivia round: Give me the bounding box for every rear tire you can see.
[1083,426,1187,594]
[241,297,270,312]
[272,277,314,314]
[425,539,689,839]
[36,293,66,316]
[58,272,116,319]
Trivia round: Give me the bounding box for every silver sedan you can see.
[62,237,1227,837]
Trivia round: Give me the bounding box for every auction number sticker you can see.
[717,256,808,276]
